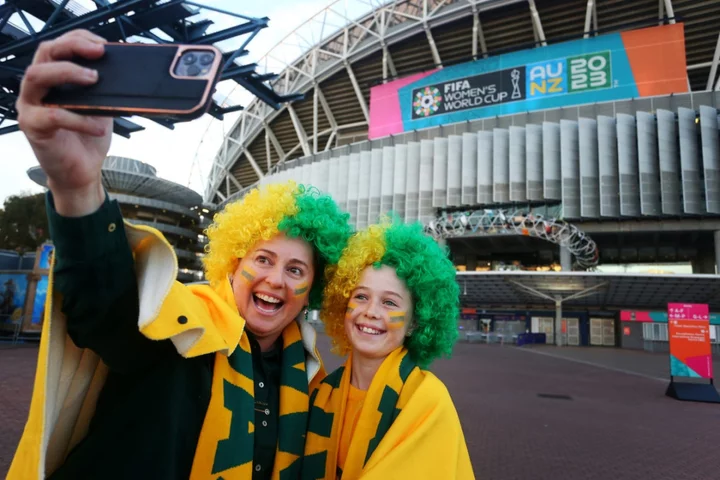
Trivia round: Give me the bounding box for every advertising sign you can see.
[37,243,54,271]
[31,275,49,325]
[0,273,28,325]
[621,309,720,325]
[411,67,526,119]
[667,303,712,379]
[369,23,688,139]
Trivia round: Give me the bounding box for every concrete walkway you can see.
[3,339,720,479]
[519,344,720,383]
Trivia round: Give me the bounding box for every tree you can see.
[0,192,49,253]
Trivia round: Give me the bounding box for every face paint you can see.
[294,282,309,296]
[240,266,255,283]
[346,301,358,318]
[387,311,406,329]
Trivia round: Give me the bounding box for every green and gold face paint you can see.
[294,282,309,297]
[346,301,358,318]
[387,311,407,329]
[240,266,256,283]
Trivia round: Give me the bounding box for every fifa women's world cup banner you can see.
[368,23,688,139]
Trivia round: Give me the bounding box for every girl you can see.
[302,221,474,479]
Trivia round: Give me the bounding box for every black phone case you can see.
[43,43,222,121]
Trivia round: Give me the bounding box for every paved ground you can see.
[2,339,720,479]
[518,344,720,381]
[0,345,38,476]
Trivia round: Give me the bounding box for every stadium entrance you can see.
[456,271,720,351]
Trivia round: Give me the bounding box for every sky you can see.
[1,0,369,203]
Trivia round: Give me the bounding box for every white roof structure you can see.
[28,156,203,208]
[458,271,720,310]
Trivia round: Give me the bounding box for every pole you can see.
[555,295,563,347]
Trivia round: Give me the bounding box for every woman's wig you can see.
[203,181,352,309]
[322,220,460,367]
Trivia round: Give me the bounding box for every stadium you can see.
[28,156,211,283]
[204,0,720,349]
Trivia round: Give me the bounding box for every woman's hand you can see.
[16,29,112,216]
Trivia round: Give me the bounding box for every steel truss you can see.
[425,207,599,270]
[0,0,297,137]
[205,0,707,203]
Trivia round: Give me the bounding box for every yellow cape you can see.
[8,222,325,479]
[304,348,474,479]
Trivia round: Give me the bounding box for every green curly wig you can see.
[322,220,460,368]
[203,181,352,309]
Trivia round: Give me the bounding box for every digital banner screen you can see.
[369,23,688,139]
[667,303,713,379]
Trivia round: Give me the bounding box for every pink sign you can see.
[620,310,654,322]
[668,303,712,379]
[368,70,437,139]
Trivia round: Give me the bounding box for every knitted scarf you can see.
[302,347,423,479]
[190,320,309,479]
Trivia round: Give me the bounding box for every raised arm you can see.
[47,191,176,373]
[18,30,174,372]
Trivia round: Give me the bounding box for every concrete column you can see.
[715,231,720,274]
[560,247,572,271]
[554,295,563,347]
[466,255,478,272]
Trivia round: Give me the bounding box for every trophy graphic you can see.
[511,69,522,99]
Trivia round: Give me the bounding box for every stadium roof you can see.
[458,271,720,311]
[204,0,720,203]
[27,155,203,207]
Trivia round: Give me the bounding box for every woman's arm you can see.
[48,191,175,374]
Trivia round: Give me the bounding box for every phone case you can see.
[43,43,223,121]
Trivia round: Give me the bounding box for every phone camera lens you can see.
[183,53,197,65]
[187,65,201,77]
[200,53,214,66]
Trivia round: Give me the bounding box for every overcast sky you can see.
[1,0,364,203]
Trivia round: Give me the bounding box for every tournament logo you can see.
[410,67,526,120]
[527,51,611,98]
[413,86,443,117]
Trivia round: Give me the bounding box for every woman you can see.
[303,221,474,479]
[9,29,352,480]
[10,181,352,480]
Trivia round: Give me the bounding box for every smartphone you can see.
[43,42,223,121]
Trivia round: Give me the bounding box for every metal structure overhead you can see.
[26,154,209,282]
[0,0,300,137]
[426,208,600,269]
[205,0,720,203]
[457,271,720,310]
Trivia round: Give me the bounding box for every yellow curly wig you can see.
[322,223,387,354]
[203,181,352,309]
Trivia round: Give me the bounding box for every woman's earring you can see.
[405,325,414,337]
[304,308,309,322]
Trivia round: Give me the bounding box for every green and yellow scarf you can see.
[190,320,310,480]
[302,347,421,479]
[302,347,475,480]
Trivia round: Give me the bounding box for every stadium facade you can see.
[28,156,211,283]
[204,0,720,350]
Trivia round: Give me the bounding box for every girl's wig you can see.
[322,220,459,367]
